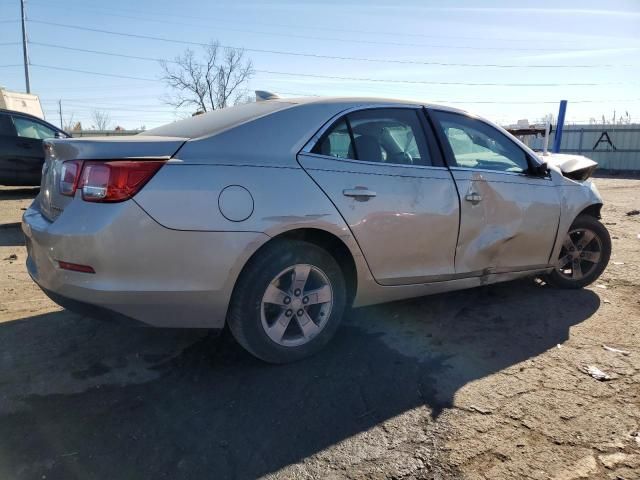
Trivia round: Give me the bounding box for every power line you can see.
[30,61,640,89]
[255,69,634,87]
[27,19,637,68]
[42,99,640,113]
[14,4,612,54]
[31,64,158,82]
[46,105,180,113]
[30,62,637,88]
[26,0,636,47]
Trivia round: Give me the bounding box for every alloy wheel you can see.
[555,227,603,281]
[260,264,334,347]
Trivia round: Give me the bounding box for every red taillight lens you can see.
[59,160,83,196]
[78,160,166,202]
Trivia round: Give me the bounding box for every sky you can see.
[1,0,639,130]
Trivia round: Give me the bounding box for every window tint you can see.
[0,114,17,136]
[312,108,432,166]
[12,117,57,140]
[433,111,529,173]
[311,119,355,159]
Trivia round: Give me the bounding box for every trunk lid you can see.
[39,135,186,221]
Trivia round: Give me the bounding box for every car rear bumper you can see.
[22,198,268,328]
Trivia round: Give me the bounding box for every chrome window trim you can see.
[448,166,553,181]
[300,151,448,172]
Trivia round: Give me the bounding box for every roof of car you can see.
[271,96,471,113]
[145,96,472,139]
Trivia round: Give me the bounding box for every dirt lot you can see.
[0,178,639,480]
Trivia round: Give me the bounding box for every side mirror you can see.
[531,161,549,177]
[55,131,64,139]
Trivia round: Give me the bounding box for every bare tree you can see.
[160,41,254,112]
[91,110,111,131]
[62,112,76,132]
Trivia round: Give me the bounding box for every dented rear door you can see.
[429,109,561,275]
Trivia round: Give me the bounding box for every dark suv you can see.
[0,109,69,186]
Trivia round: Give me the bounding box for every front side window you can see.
[312,108,432,166]
[432,111,529,173]
[12,117,57,140]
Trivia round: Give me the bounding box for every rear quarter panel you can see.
[134,101,362,249]
[134,162,374,306]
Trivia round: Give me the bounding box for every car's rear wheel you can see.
[227,239,346,363]
[546,215,611,289]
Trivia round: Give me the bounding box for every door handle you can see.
[465,192,482,204]
[343,188,377,199]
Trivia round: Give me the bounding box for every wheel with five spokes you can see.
[228,239,346,363]
[547,214,611,289]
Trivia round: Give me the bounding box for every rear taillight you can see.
[59,160,166,202]
[59,160,83,196]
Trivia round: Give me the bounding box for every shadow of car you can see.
[0,279,600,479]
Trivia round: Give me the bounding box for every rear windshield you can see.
[144,101,295,139]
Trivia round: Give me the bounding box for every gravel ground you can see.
[0,177,638,480]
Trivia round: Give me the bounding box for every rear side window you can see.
[12,116,57,140]
[311,119,355,159]
[312,108,432,166]
[0,113,17,136]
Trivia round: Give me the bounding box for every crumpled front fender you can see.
[550,170,604,264]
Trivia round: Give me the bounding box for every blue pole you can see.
[552,100,567,153]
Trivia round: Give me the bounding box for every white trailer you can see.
[0,88,44,119]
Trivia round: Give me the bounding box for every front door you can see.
[298,107,460,286]
[0,113,21,185]
[10,115,57,185]
[429,109,561,275]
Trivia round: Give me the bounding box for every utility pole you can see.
[58,100,63,129]
[20,0,31,93]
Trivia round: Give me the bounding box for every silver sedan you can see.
[22,96,611,363]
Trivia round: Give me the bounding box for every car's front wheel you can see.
[547,214,611,289]
[227,239,346,363]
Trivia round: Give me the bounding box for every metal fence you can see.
[529,124,640,171]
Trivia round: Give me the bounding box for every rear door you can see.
[298,107,460,286]
[429,109,560,275]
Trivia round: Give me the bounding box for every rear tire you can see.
[546,215,611,289]
[227,239,346,363]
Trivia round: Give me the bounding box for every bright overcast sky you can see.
[1,0,639,129]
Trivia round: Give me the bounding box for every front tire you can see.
[546,214,611,289]
[227,240,346,363]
